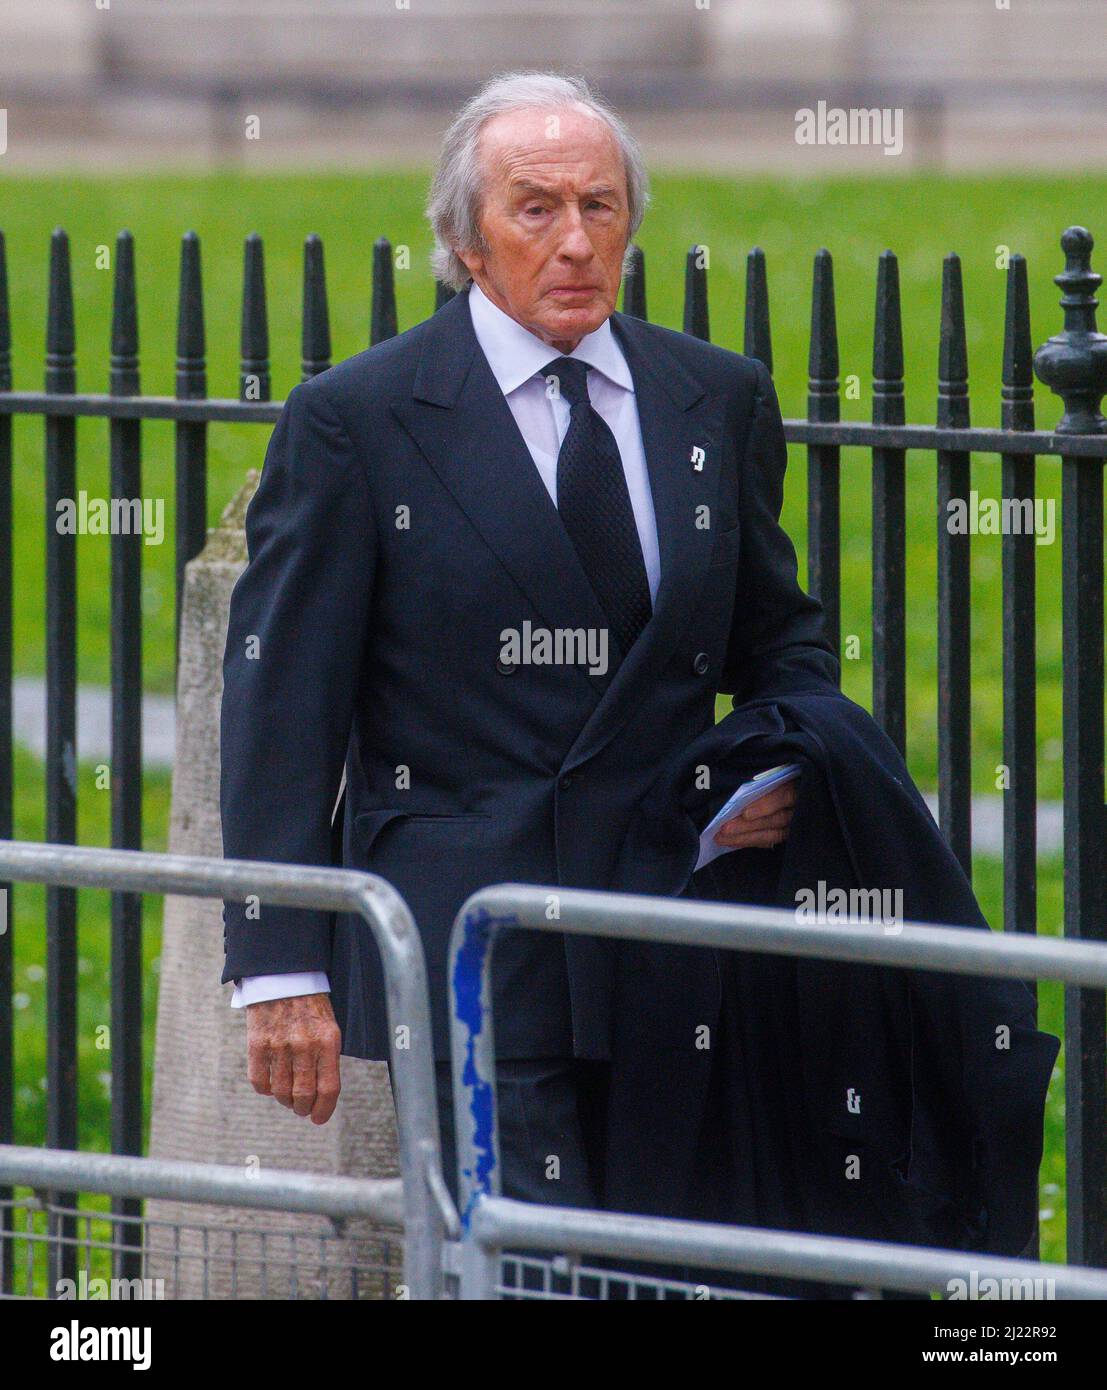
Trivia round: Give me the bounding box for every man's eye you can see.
[524,205,547,216]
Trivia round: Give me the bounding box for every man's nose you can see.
[556,208,595,260]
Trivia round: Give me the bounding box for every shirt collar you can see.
[467,279,634,397]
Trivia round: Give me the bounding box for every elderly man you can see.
[219,70,838,1215]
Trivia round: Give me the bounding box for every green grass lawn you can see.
[0,170,1092,1267]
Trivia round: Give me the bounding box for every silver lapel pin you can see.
[690,445,706,472]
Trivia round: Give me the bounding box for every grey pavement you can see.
[14,676,176,770]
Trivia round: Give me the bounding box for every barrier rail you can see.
[0,840,456,1300]
[448,883,1107,1300]
[0,1145,405,1300]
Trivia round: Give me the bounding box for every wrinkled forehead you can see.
[477,102,624,189]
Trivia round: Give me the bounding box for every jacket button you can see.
[496,658,516,675]
[693,652,710,675]
[559,774,574,790]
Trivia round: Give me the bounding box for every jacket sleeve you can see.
[220,379,375,982]
[718,360,840,704]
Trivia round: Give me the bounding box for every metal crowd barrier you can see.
[0,841,458,1301]
[0,1145,405,1300]
[448,883,1107,1301]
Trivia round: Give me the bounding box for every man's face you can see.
[457,103,631,353]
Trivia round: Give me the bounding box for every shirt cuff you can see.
[229,972,331,1009]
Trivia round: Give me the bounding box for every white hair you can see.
[427,70,650,292]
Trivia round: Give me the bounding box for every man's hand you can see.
[713,779,798,852]
[246,993,341,1125]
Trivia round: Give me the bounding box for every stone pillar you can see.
[145,473,401,1299]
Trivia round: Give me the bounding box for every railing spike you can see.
[744,247,772,374]
[808,248,838,418]
[872,250,904,423]
[682,244,709,341]
[805,248,841,658]
[46,228,76,395]
[622,243,647,321]
[371,237,398,346]
[0,230,10,392]
[937,253,969,429]
[301,234,331,382]
[1001,254,1034,432]
[176,232,206,401]
[239,232,270,404]
[110,230,140,398]
[870,248,906,756]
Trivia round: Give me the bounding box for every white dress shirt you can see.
[231,278,659,1009]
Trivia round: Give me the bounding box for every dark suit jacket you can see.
[605,691,1060,1256]
[220,285,839,1061]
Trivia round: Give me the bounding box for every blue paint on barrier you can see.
[451,905,519,1229]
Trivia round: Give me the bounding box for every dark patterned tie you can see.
[542,356,652,660]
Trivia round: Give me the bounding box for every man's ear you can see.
[456,242,485,279]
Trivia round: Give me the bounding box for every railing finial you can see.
[622,243,647,321]
[808,248,838,419]
[1001,253,1034,432]
[371,237,397,346]
[110,230,140,398]
[301,234,331,382]
[176,231,206,402]
[872,249,904,425]
[0,230,9,392]
[937,253,969,429]
[239,232,270,404]
[1033,225,1107,434]
[46,227,76,395]
[743,247,772,374]
[683,244,709,342]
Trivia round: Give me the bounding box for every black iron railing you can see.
[0,223,1103,1278]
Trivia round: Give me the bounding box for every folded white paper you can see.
[694,763,803,872]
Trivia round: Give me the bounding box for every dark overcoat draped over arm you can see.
[608,690,1059,1258]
